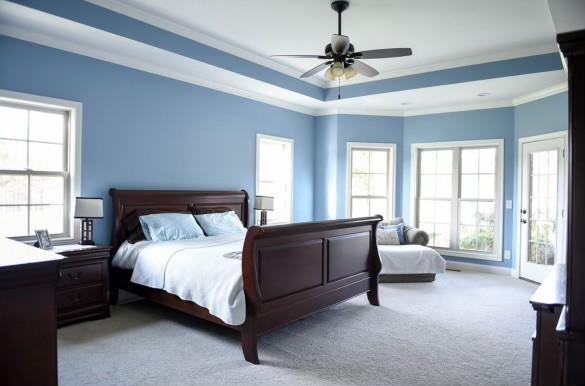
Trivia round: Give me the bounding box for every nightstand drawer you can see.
[58,263,103,288]
[57,284,105,310]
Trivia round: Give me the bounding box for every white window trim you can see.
[0,89,82,244]
[255,133,294,225]
[410,139,504,261]
[346,142,397,220]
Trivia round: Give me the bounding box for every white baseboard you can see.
[446,260,512,276]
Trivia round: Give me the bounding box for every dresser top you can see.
[0,237,63,268]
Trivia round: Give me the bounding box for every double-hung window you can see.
[0,92,80,241]
[256,134,293,224]
[348,143,395,219]
[413,140,503,260]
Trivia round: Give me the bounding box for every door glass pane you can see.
[30,205,64,234]
[0,105,28,140]
[0,139,27,170]
[0,205,28,237]
[29,110,64,143]
[30,175,65,204]
[0,174,28,204]
[29,142,64,171]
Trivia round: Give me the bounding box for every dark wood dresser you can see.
[0,237,62,386]
[530,264,566,386]
[56,245,111,326]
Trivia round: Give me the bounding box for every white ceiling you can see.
[105,0,558,84]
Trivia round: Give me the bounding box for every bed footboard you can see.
[240,216,382,363]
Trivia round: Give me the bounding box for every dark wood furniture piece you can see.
[109,189,382,364]
[0,237,61,386]
[379,273,436,283]
[56,245,111,326]
[530,29,585,386]
[530,264,566,386]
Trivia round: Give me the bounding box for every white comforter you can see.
[112,235,246,326]
[378,244,446,274]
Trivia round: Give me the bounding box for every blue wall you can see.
[314,115,338,220]
[0,36,316,244]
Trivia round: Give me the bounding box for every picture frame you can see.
[34,229,53,250]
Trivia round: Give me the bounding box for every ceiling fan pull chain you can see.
[338,78,341,99]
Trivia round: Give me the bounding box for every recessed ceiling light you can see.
[477,92,491,97]
[400,102,413,106]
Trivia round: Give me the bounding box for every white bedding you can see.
[378,244,446,274]
[112,235,246,326]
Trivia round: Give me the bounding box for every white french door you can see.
[519,136,566,283]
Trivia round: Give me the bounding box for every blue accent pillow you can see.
[139,213,205,242]
[381,223,405,244]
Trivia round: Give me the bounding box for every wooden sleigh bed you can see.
[109,189,382,364]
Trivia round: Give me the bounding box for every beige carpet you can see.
[58,270,537,386]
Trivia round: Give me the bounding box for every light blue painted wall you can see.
[335,115,404,219]
[402,108,516,267]
[512,92,568,269]
[314,115,338,220]
[0,36,316,244]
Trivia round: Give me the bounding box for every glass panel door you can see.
[520,137,566,283]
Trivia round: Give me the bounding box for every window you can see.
[256,134,293,224]
[348,143,395,219]
[412,140,503,260]
[0,91,80,241]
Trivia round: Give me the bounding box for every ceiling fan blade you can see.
[352,48,412,59]
[352,60,379,77]
[331,34,350,54]
[300,62,331,78]
[271,54,330,59]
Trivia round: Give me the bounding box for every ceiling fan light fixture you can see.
[331,62,345,77]
[324,67,336,81]
[344,65,357,80]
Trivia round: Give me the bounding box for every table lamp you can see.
[254,196,274,225]
[74,197,103,245]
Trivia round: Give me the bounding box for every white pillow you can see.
[377,228,400,245]
[139,213,205,242]
[194,211,246,236]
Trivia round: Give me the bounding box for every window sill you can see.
[433,248,502,261]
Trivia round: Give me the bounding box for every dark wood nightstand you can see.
[56,245,111,326]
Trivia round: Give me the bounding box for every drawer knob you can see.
[70,294,82,303]
[68,272,83,280]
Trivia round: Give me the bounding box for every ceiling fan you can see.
[271,0,412,84]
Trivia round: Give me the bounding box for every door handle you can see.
[521,219,527,224]
[520,209,527,214]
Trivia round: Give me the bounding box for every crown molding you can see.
[512,82,567,105]
[85,0,327,88]
[402,100,513,117]
[315,107,403,117]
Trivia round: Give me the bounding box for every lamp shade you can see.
[74,197,104,218]
[254,196,274,211]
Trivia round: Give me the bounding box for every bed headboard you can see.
[109,189,249,251]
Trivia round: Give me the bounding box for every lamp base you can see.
[80,218,95,245]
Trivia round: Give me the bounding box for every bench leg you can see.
[367,289,380,306]
[241,330,259,364]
